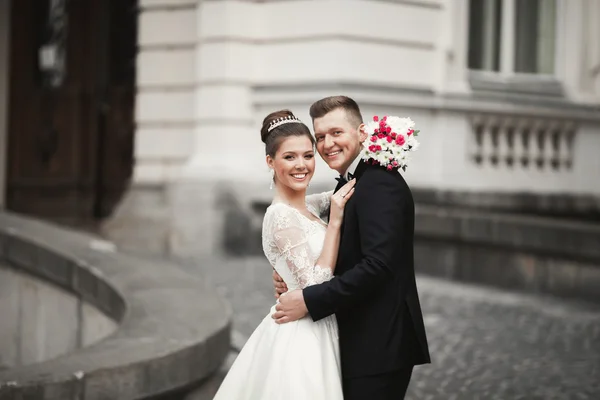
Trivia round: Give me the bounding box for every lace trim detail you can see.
[312,265,334,283]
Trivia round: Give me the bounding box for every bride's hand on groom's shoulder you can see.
[330,179,356,226]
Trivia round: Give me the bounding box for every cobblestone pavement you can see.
[178,256,600,400]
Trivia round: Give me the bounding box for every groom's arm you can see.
[303,169,405,322]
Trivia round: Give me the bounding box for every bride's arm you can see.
[314,216,342,274]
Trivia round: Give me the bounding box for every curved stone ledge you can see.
[415,205,600,303]
[0,212,231,399]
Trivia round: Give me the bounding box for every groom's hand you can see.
[273,269,288,299]
[272,290,308,324]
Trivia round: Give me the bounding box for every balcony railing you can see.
[469,114,576,170]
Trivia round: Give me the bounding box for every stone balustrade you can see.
[469,114,577,171]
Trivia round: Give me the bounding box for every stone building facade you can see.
[1,0,599,258]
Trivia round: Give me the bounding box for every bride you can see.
[213,110,356,399]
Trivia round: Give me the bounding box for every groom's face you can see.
[313,108,366,175]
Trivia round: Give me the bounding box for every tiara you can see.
[267,116,302,132]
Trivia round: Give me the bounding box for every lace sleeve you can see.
[305,190,333,218]
[267,206,332,288]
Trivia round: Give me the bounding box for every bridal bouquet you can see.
[360,115,420,172]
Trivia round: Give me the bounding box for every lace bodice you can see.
[262,191,334,290]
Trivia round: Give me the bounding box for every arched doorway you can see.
[6,0,138,226]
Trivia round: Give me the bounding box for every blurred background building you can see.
[1,0,599,256]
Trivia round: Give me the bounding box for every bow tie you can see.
[335,172,354,184]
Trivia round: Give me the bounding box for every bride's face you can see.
[267,135,315,192]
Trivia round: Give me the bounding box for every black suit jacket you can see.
[304,161,431,378]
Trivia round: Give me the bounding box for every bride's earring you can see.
[269,169,274,190]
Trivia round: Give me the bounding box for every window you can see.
[468,0,557,76]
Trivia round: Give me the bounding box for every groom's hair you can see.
[309,96,363,128]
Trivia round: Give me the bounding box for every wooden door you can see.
[93,0,137,219]
[6,0,137,225]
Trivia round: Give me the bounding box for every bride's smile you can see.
[291,173,308,180]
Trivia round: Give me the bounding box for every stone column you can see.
[165,0,261,258]
[134,0,198,184]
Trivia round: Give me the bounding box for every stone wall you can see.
[411,189,600,221]
[130,0,600,195]
[0,264,116,370]
[414,205,600,303]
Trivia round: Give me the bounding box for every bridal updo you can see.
[260,110,315,157]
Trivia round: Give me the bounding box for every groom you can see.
[272,96,431,399]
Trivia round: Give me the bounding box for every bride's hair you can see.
[260,110,315,157]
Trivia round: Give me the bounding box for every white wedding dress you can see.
[213,191,343,400]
